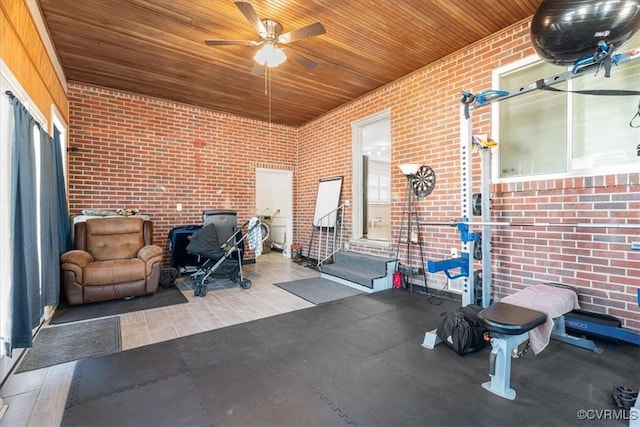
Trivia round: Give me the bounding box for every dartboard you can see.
[412,165,436,198]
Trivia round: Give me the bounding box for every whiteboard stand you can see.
[308,176,343,269]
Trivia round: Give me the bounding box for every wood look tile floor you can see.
[0,252,318,427]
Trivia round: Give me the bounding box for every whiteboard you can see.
[313,177,343,227]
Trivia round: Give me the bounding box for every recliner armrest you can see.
[60,250,94,267]
[138,245,163,262]
[60,250,94,284]
[138,245,163,276]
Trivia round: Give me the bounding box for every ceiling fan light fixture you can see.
[253,43,287,67]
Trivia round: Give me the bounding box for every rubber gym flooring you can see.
[62,289,639,426]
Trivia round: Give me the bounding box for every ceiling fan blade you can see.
[205,39,258,46]
[278,22,326,44]
[289,51,318,71]
[234,1,268,37]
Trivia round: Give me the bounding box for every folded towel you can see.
[247,217,263,257]
[502,284,579,354]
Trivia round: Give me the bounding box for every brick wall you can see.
[67,19,640,330]
[67,83,297,264]
[297,21,640,330]
[493,176,640,330]
[297,25,529,266]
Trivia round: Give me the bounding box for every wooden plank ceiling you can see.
[38,0,542,126]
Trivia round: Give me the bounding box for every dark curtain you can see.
[53,127,71,253]
[39,128,61,306]
[9,97,40,354]
[6,96,71,356]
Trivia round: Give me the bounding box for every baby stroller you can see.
[186,212,264,296]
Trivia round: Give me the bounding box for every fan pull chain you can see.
[267,67,272,146]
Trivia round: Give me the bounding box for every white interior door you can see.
[255,168,293,256]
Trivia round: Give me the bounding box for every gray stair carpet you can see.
[321,251,395,288]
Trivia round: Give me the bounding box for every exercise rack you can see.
[423,44,640,350]
[429,43,640,309]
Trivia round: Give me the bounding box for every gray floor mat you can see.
[17,317,120,372]
[62,290,639,427]
[62,373,209,427]
[67,339,184,407]
[51,285,188,324]
[274,277,364,304]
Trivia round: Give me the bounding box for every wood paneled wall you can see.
[0,0,68,127]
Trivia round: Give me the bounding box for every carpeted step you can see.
[321,251,396,290]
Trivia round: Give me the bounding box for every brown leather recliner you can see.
[60,217,163,305]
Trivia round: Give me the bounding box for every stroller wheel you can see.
[194,283,207,297]
[240,278,252,289]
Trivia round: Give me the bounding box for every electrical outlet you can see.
[450,248,458,258]
[176,203,182,212]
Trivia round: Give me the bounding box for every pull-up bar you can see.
[420,220,640,229]
[463,45,640,110]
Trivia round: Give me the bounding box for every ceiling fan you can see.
[205,1,326,72]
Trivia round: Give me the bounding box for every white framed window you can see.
[492,32,640,181]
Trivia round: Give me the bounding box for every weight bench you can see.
[478,302,547,400]
[476,283,581,400]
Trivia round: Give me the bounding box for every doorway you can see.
[255,168,293,256]
[351,110,391,243]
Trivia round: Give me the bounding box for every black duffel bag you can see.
[436,304,490,355]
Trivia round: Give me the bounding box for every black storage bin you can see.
[168,225,203,273]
